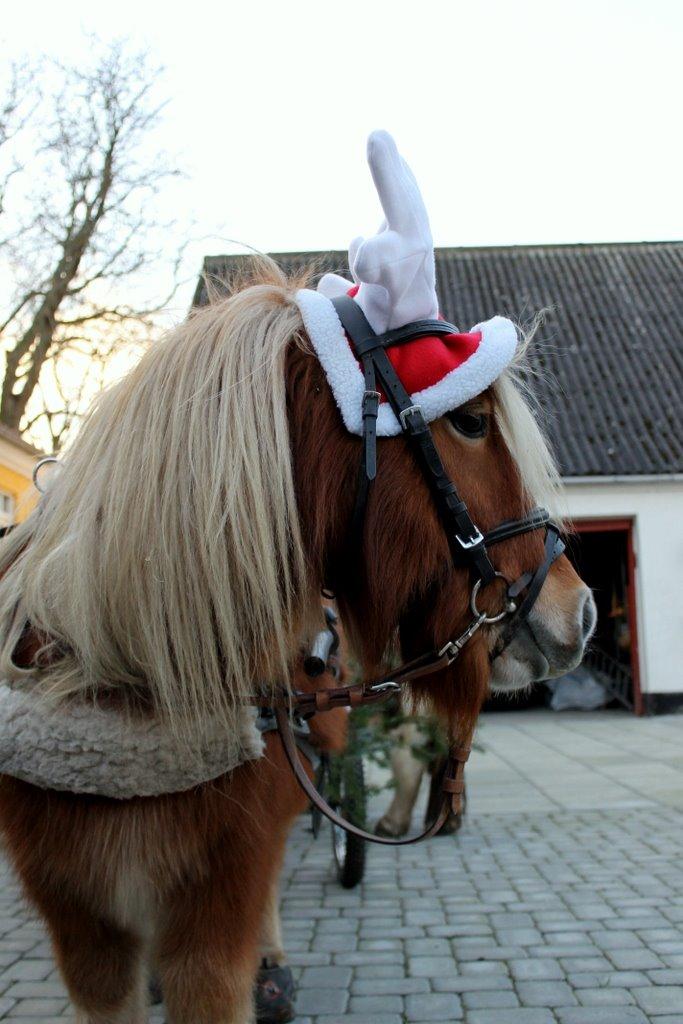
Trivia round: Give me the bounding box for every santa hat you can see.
[295,130,517,437]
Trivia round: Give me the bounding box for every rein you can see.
[269,297,565,846]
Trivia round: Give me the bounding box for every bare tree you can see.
[0,41,183,446]
[0,61,34,223]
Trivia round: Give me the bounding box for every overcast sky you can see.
[3,0,682,309]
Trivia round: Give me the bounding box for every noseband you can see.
[273,297,565,845]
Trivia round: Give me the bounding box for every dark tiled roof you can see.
[195,242,683,477]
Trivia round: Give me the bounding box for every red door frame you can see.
[570,517,643,716]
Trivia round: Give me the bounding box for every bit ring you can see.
[470,573,514,624]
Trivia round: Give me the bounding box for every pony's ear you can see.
[317,272,353,299]
[351,130,438,333]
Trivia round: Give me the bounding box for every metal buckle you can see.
[369,680,401,695]
[456,527,484,550]
[362,390,381,416]
[399,404,424,429]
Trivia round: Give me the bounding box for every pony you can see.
[0,131,595,1022]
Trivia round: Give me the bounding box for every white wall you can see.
[564,479,683,696]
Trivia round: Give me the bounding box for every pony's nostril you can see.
[581,591,597,642]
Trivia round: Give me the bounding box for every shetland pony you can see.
[0,261,593,1023]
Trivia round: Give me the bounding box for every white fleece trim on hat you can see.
[295,289,518,437]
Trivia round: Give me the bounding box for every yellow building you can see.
[0,424,41,526]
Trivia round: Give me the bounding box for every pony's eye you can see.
[448,409,488,438]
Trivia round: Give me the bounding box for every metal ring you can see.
[470,573,513,624]
[32,456,59,494]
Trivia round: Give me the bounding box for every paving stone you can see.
[351,976,429,996]
[404,937,452,956]
[466,1011,556,1024]
[491,913,535,929]
[294,986,348,1015]
[407,955,456,977]
[567,969,649,988]
[348,994,404,1014]
[432,973,513,993]
[0,963,52,984]
[460,960,508,975]
[591,930,645,950]
[632,985,683,1014]
[456,943,527,961]
[353,963,405,979]
[607,947,664,970]
[6,999,67,1015]
[517,980,578,1007]
[462,988,521,1008]
[576,987,637,1006]
[509,958,564,980]
[316,1017,402,1024]
[1,984,66,1000]
[313,934,358,953]
[497,928,545,946]
[556,1010,648,1024]
[287,951,331,967]
[648,968,683,985]
[560,955,612,972]
[404,991,463,1021]
[298,966,352,989]
[333,951,399,966]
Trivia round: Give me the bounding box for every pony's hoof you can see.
[435,811,464,835]
[255,960,296,1023]
[374,817,408,838]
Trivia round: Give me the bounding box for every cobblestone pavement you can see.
[0,709,682,1022]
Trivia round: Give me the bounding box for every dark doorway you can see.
[569,519,642,714]
[567,529,629,662]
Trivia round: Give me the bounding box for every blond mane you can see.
[0,261,315,741]
[493,317,564,520]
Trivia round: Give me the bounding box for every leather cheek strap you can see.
[274,705,470,846]
[498,526,565,651]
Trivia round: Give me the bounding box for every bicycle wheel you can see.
[330,756,367,888]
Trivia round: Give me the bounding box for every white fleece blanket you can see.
[0,679,263,799]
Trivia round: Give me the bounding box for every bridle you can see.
[272,296,565,845]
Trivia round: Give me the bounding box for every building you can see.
[0,424,41,527]
[195,242,683,715]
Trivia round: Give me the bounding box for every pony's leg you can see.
[259,874,286,964]
[158,837,285,1024]
[45,902,147,1024]
[376,721,425,837]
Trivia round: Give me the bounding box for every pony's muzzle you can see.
[528,583,597,678]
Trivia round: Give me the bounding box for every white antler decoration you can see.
[318,130,438,333]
